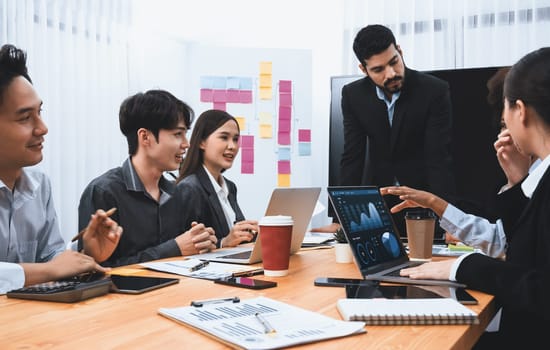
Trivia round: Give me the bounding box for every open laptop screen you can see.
[328,186,408,271]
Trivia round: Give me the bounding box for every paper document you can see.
[430,244,481,257]
[159,296,365,349]
[141,259,263,280]
[302,232,335,245]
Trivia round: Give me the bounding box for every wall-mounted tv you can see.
[329,67,507,220]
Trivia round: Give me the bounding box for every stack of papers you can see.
[141,259,263,280]
[431,244,481,257]
[302,232,335,247]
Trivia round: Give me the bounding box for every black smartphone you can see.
[109,275,179,294]
[452,288,478,305]
[314,277,376,287]
[214,277,277,290]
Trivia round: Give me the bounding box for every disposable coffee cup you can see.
[259,215,293,277]
[405,210,436,261]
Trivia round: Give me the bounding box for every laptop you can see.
[327,186,466,288]
[187,187,321,264]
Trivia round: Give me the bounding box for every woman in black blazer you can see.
[176,109,258,248]
[386,47,550,348]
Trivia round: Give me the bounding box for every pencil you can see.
[71,207,117,242]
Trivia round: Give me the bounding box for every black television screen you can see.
[329,67,507,220]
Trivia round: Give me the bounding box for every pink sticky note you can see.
[227,89,240,103]
[200,89,214,102]
[279,80,292,93]
[279,92,292,107]
[240,135,254,148]
[213,102,226,111]
[278,118,291,132]
[240,148,254,162]
[240,90,253,104]
[213,89,227,102]
[278,160,291,174]
[279,106,291,119]
[241,161,254,174]
[278,131,291,145]
[298,129,311,142]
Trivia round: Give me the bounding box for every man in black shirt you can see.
[78,90,217,267]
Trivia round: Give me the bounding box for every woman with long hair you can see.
[385,47,550,348]
[176,109,258,248]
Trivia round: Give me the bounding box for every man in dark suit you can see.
[339,24,456,237]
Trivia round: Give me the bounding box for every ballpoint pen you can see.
[189,260,210,272]
[71,207,117,242]
[232,268,264,277]
[255,312,276,334]
[190,296,240,307]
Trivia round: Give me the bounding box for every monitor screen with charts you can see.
[327,186,465,288]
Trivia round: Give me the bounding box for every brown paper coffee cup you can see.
[259,215,293,276]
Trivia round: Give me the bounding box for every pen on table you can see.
[232,268,264,277]
[190,296,240,307]
[255,312,276,334]
[71,207,117,242]
[189,260,210,272]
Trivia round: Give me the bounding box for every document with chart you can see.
[158,296,365,349]
[141,259,263,280]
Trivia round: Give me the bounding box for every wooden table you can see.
[0,248,496,349]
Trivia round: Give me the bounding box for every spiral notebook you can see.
[336,298,479,325]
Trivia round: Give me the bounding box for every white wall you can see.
[132,0,345,226]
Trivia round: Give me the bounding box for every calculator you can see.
[6,272,112,303]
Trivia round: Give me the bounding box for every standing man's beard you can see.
[383,76,404,93]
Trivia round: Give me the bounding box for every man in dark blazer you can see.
[339,24,456,237]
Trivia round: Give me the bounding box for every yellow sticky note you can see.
[259,112,272,124]
[259,74,272,88]
[235,116,246,131]
[278,174,290,187]
[259,61,272,75]
[259,124,272,138]
[259,87,272,100]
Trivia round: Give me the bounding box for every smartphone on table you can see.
[215,277,277,290]
[314,277,375,287]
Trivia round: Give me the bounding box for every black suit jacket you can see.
[457,164,550,347]
[175,166,245,247]
[339,68,456,199]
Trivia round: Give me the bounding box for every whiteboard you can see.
[183,44,314,223]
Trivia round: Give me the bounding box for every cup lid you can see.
[259,215,293,226]
[405,210,436,220]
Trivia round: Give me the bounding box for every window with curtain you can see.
[0,0,131,241]
[342,0,550,73]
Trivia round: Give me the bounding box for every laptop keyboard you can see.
[220,251,252,259]
[386,269,403,277]
[386,261,425,277]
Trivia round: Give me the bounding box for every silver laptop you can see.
[327,186,466,288]
[187,187,321,264]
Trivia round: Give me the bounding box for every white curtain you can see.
[342,0,550,73]
[0,0,131,241]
